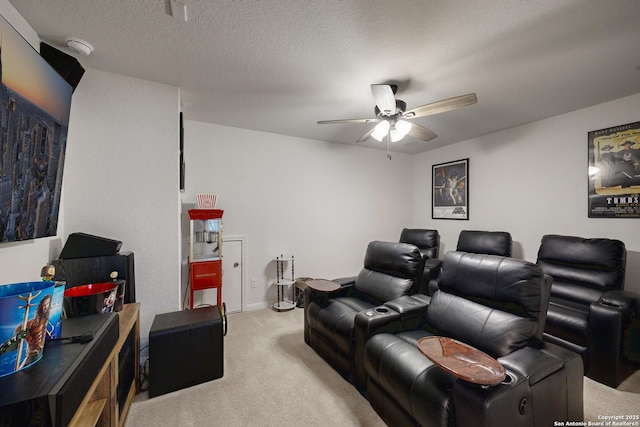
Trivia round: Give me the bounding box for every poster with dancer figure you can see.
[432,158,469,220]
[588,121,640,218]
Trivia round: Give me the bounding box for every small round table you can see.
[305,279,340,292]
[417,336,506,386]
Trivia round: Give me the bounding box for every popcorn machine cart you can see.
[188,209,224,309]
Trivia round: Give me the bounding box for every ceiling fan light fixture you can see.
[389,120,412,142]
[393,120,412,140]
[372,120,390,141]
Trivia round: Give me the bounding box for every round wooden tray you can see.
[417,336,506,385]
[305,279,340,292]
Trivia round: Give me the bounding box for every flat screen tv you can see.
[0,14,73,243]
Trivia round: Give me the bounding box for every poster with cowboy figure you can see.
[588,120,640,218]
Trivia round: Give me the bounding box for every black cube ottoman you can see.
[149,306,224,397]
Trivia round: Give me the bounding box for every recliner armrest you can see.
[332,276,357,287]
[598,289,639,313]
[352,295,430,390]
[353,304,403,390]
[588,289,640,387]
[423,259,442,295]
[384,294,430,316]
[455,343,583,427]
[499,347,564,385]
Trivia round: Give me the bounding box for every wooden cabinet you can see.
[68,303,140,427]
[0,303,140,427]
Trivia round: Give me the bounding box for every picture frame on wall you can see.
[587,120,640,218]
[432,158,469,220]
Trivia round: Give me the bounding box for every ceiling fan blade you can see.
[371,84,396,116]
[404,93,477,119]
[407,124,438,142]
[317,118,379,125]
[356,128,375,143]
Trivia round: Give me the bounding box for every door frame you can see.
[223,234,246,312]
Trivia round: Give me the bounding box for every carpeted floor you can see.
[125,307,640,427]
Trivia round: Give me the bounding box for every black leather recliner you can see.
[304,240,424,382]
[361,251,583,427]
[399,228,440,294]
[536,234,640,387]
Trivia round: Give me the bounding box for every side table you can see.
[273,255,295,311]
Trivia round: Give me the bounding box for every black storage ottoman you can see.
[149,306,224,397]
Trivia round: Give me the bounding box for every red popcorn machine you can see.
[188,209,223,309]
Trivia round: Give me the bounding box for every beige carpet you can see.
[126,307,640,427]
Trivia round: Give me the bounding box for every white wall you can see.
[182,121,414,309]
[0,1,181,350]
[413,93,640,293]
[64,69,181,349]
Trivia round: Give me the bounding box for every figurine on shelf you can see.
[40,265,55,281]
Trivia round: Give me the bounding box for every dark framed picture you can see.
[587,121,640,218]
[432,158,469,220]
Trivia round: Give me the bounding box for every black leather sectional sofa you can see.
[303,231,640,427]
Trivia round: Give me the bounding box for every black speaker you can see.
[149,306,224,397]
[39,42,85,92]
[52,252,136,304]
[59,232,122,259]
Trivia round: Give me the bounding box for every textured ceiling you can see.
[9,0,640,154]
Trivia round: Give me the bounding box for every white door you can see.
[193,237,244,313]
[221,238,243,313]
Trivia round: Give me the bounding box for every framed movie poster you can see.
[588,121,640,218]
[432,158,469,220]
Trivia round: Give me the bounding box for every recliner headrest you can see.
[399,228,440,259]
[355,241,424,302]
[362,241,423,279]
[456,230,512,257]
[438,251,547,321]
[536,234,626,291]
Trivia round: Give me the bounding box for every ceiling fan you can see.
[318,84,477,158]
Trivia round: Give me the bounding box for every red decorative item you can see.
[188,209,224,309]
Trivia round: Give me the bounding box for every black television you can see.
[0,14,74,243]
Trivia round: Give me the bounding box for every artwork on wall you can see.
[0,15,73,242]
[432,158,469,220]
[588,121,640,218]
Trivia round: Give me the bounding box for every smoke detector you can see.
[65,37,94,56]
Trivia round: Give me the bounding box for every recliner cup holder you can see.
[501,372,515,385]
[375,307,389,314]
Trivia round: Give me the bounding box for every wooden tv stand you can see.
[0,303,140,427]
[69,303,140,427]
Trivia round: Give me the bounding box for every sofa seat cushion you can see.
[545,299,589,347]
[306,297,375,354]
[364,333,456,427]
